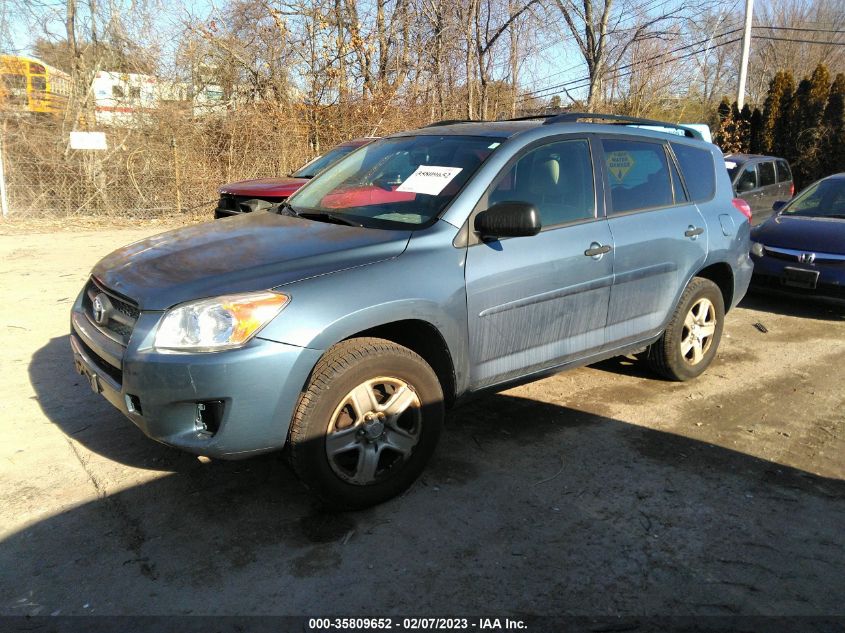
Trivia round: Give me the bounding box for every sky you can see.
[1,0,737,108]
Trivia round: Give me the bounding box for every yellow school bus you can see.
[0,55,71,114]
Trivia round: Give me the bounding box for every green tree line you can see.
[715,64,845,189]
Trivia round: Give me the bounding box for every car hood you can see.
[92,212,412,310]
[752,215,845,254]
[219,177,308,198]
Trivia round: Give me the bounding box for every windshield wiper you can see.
[296,211,364,227]
[275,200,300,217]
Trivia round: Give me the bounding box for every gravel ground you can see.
[0,226,842,617]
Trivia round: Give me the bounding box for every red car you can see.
[214,137,377,218]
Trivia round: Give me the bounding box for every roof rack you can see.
[541,112,702,139]
[422,119,477,128]
[423,114,554,127]
[496,113,559,122]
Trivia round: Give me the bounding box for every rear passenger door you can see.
[600,137,708,348]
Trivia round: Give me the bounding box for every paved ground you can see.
[0,227,843,617]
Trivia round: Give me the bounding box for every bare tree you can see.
[549,0,689,111]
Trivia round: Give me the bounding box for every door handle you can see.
[584,243,612,258]
[685,226,704,238]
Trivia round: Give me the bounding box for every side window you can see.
[671,143,715,202]
[602,138,673,214]
[488,139,595,227]
[112,85,125,98]
[736,164,757,193]
[758,161,776,187]
[776,160,792,183]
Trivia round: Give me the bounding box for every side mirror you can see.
[772,200,788,212]
[474,201,541,240]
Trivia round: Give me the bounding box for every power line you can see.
[752,35,845,46]
[504,0,701,90]
[520,25,743,99]
[518,26,743,102]
[518,20,845,104]
[521,36,742,103]
[753,25,845,34]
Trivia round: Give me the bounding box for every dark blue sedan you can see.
[750,173,845,301]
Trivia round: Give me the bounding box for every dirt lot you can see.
[0,226,843,617]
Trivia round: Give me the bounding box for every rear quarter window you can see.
[776,160,792,182]
[671,143,715,202]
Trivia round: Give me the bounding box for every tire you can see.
[288,337,444,509]
[647,277,725,382]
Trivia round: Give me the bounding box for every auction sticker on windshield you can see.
[396,166,463,196]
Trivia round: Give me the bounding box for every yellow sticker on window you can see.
[606,151,636,182]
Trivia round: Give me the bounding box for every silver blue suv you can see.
[70,114,753,508]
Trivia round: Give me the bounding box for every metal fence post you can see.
[0,121,9,219]
[171,137,183,217]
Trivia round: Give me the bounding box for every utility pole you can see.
[736,0,754,109]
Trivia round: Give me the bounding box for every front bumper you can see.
[70,296,322,459]
[750,253,845,301]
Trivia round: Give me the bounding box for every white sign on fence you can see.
[70,131,108,151]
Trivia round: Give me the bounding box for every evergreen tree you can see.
[822,73,845,175]
[772,72,796,161]
[714,97,733,148]
[749,108,763,154]
[739,103,752,152]
[805,64,831,130]
[715,99,748,154]
[789,79,814,185]
[823,73,845,127]
[794,65,833,186]
[761,71,790,154]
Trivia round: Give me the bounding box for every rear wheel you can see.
[647,277,725,381]
[288,337,444,509]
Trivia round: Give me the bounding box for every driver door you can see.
[464,137,614,389]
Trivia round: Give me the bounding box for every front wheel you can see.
[288,337,444,509]
[647,277,725,381]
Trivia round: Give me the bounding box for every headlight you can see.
[154,291,289,352]
[750,242,765,258]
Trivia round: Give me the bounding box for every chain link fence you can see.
[0,101,428,221]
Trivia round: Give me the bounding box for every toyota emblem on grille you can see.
[798,252,816,264]
[91,293,111,324]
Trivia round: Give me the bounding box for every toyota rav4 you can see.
[70,113,753,508]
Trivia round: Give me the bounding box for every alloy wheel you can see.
[680,297,716,365]
[325,377,422,485]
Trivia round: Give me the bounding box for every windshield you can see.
[292,144,361,179]
[782,178,845,219]
[288,135,503,228]
[725,159,739,181]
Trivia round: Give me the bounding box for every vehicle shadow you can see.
[588,354,655,380]
[739,289,845,321]
[12,336,845,616]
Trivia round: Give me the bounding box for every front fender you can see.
[256,222,471,394]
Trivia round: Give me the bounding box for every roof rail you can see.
[422,119,477,128]
[541,112,702,139]
[496,113,559,122]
